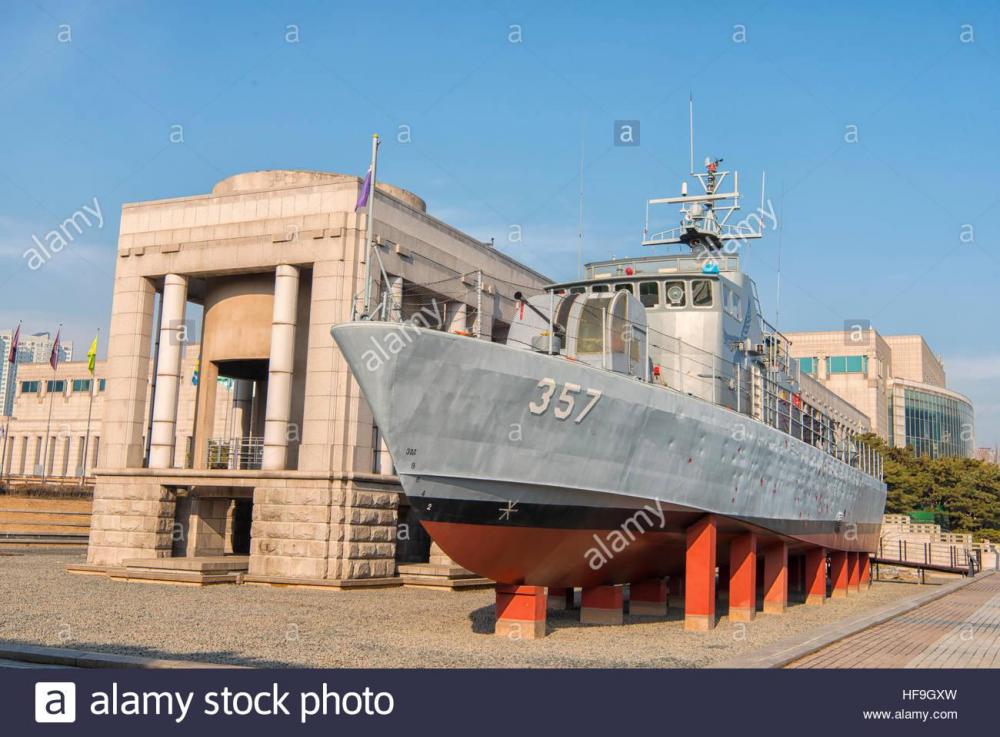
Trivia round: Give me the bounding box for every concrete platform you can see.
[68,556,250,586]
[241,574,403,590]
[397,562,493,590]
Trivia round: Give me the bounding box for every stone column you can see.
[763,541,789,614]
[149,274,188,468]
[728,532,757,622]
[805,547,827,605]
[684,515,717,631]
[233,379,253,439]
[388,275,403,322]
[262,264,300,470]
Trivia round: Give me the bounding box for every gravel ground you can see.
[0,550,921,668]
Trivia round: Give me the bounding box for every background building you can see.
[0,330,74,416]
[786,328,975,459]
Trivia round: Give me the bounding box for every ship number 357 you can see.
[528,378,602,423]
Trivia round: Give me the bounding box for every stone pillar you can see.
[580,585,624,625]
[262,264,300,471]
[763,542,789,614]
[495,584,546,639]
[805,547,827,605]
[234,379,253,439]
[728,532,757,622]
[100,275,156,471]
[684,515,717,631]
[447,302,468,333]
[860,553,872,588]
[848,551,860,592]
[187,498,230,556]
[830,550,849,598]
[547,587,575,611]
[149,274,188,469]
[387,275,403,322]
[629,579,667,617]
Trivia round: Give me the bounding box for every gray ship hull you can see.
[332,322,886,587]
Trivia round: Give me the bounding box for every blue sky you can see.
[1,1,998,445]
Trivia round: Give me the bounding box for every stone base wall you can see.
[87,477,175,566]
[249,478,400,581]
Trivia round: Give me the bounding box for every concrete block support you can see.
[547,587,575,611]
[262,264,300,471]
[684,515,717,631]
[629,579,667,617]
[86,479,176,566]
[728,532,757,622]
[495,584,546,639]
[830,550,849,598]
[860,554,872,588]
[763,542,789,614]
[848,551,860,592]
[580,585,624,625]
[149,274,188,469]
[805,547,827,605]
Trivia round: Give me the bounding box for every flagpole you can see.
[41,325,61,483]
[362,133,380,319]
[1,369,11,483]
[80,329,99,486]
[1,321,20,485]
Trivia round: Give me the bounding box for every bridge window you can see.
[569,286,586,294]
[591,284,609,293]
[638,281,659,308]
[691,279,714,307]
[663,280,686,307]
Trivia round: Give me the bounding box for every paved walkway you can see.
[789,571,1000,668]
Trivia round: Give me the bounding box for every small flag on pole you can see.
[7,323,19,363]
[355,167,372,211]
[49,330,61,371]
[87,334,99,375]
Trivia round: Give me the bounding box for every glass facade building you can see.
[891,382,975,459]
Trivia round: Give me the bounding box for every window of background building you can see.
[21,381,40,393]
[46,380,65,393]
[98,379,106,391]
[826,355,867,375]
[797,357,818,376]
[72,378,92,392]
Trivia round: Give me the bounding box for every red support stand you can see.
[728,532,757,622]
[830,550,849,598]
[684,515,717,631]
[495,584,546,639]
[630,579,668,617]
[848,551,860,592]
[580,585,624,625]
[805,547,827,606]
[762,541,789,614]
[860,554,872,588]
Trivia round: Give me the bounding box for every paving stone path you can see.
[789,572,1000,668]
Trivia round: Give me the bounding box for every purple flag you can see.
[49,330,61,371]
[7,324,19,363]
[355,168,372,211]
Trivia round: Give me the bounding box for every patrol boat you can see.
[331,155,887,588]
